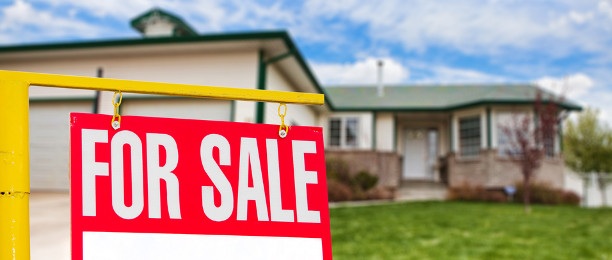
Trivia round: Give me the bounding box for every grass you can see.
[330,201,612,259]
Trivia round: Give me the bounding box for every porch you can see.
[325,150,449,200]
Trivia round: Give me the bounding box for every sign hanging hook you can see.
[111,91,122,130]
[278,103,288,138]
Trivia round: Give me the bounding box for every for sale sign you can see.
[70,113,331,260]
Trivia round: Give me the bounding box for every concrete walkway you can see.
[27,185,448,259]
[329,183,448,208]
[30,192,70,260]
[395,181,448,201]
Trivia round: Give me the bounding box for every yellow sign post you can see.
[0,70,324,260]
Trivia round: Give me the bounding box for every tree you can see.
[563,107,612,206]
[499,90,561,213]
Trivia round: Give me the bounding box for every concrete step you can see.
[395,181,448,201]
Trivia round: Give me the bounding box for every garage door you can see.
[29,98,230,190]
[30,100,93,190]
[121,98,232,121]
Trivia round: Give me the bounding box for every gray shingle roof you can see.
[324,84,582,111]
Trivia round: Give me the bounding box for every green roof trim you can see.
[0,31,328,104]
[0,31,284,53]
[324,84,582,112]
[130,8,197,37]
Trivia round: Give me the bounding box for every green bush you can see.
[327,179,353,202]
[447,183,506,203]
[326,158,352,184]
[326,158,380,201]
[448,182,580,206]
[562,190,581,205]
[514,182,580,206]
[353,171,379,192]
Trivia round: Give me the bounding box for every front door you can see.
[402,129,429,180]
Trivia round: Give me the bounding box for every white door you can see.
[30,101,93,190]
[402,129,428,180]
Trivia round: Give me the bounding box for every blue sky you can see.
[1,0,612,123]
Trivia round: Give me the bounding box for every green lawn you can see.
[330,201,612,259]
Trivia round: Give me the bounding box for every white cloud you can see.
[311,57,409,85]
[31,0,294,33]
[534,72,612,127]
[568,11,594,24]
[534,73,595,100]
[34,0,156,20]
[8,0,609,61]
[302,0,612,57]
[576,90,612,127]
[599,0,612,19]
[414,65,507,84]
[0,0,102,43]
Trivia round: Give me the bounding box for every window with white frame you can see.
[328,117,359,148]
[497,112,519,157]
[459,116,481,157]
[329,119,341,146]
[539,113,557,157]
[543,133,555,157]
[496,112,556,157]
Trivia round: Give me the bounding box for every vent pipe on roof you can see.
[377,59,384,97]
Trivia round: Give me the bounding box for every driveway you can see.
[30,192,70,259]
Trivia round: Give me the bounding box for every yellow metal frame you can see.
[0,70,324,260]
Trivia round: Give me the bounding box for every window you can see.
[459,116,481,157]
[543,136,555,157]
[329,119,341,146]
[497,112,555,157]
[497,112,519,157]
[427,129,438,175]
[345,118,358,147]
[329,117,359,148]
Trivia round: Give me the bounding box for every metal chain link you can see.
[111,91,122,129]
[278,103,288,138]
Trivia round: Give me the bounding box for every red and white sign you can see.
[70,113,331,260]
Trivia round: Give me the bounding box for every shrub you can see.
[353,171,379,192]
[562,191,581,205]
[514,182,580,206]
[326,158,351,184]
[326,158,380,201]
[447,182,490,201]
[366,187,394,200]
[327,179,353,202]
[448,182,580,206]
[484,190,508,203]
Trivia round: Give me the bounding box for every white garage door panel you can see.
[121,99,231,121]
[30,101,93,190]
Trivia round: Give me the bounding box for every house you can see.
[322,84,581,193]
[0,8,581,197]
[0,8,329,190]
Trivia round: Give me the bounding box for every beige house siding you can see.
[0,49,260,121]
[447,150,565,188]
[121,99,232,121]
[374,112,395,152]
[326,150,401,189]
[1,42,324,191]
[265,63,318,126]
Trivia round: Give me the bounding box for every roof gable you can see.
[130,8,197,37]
